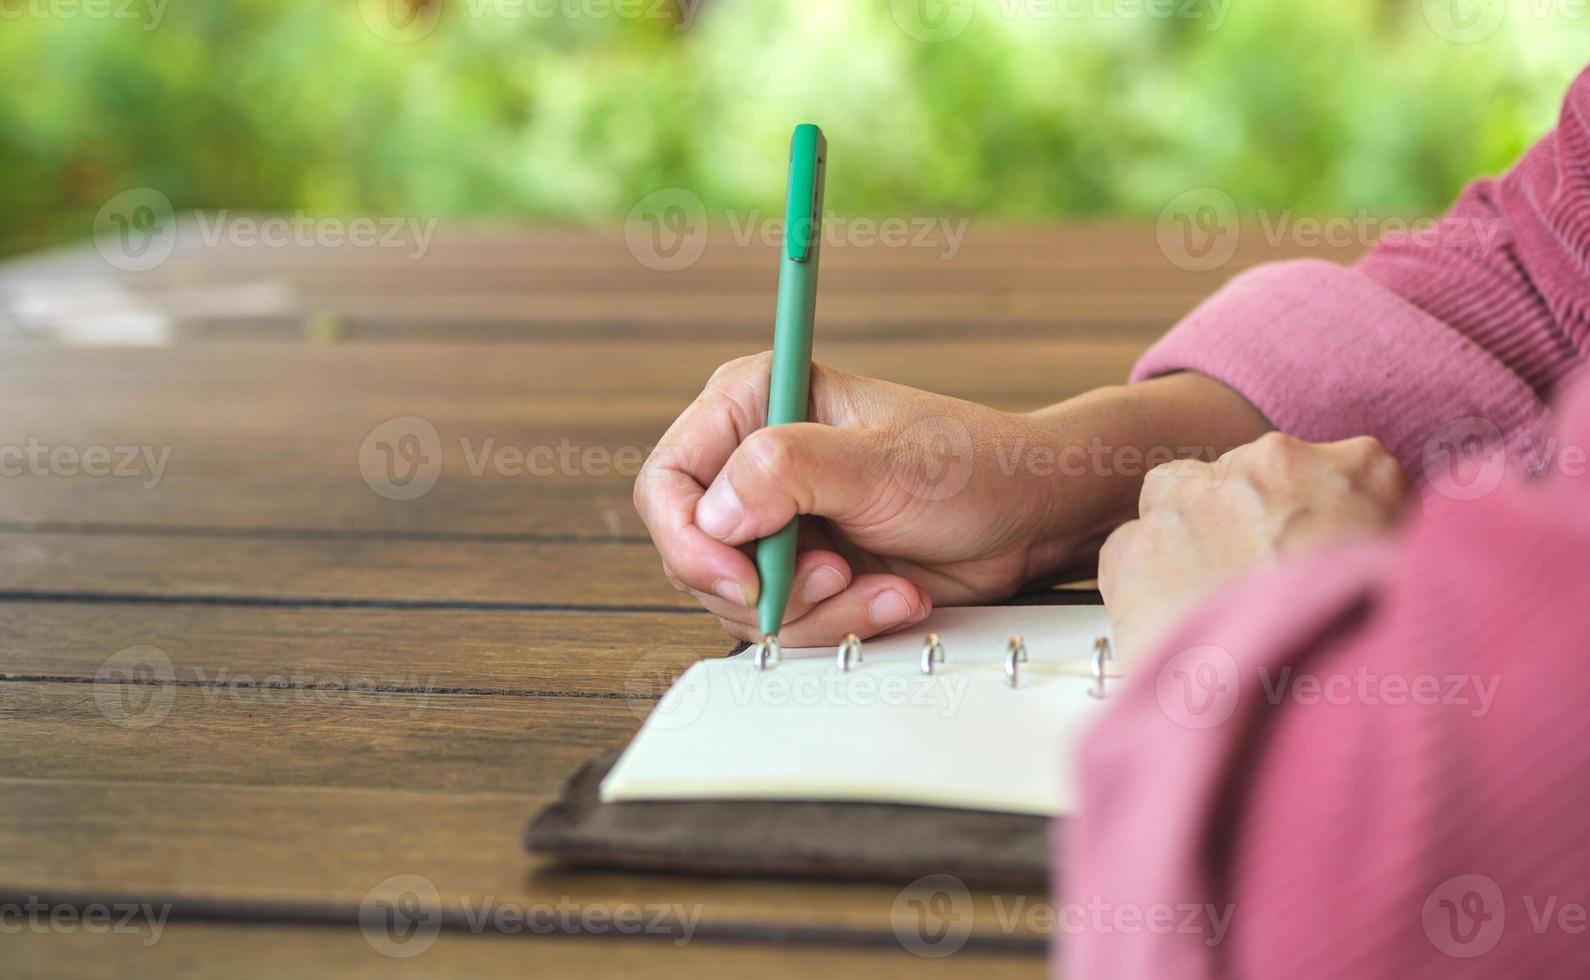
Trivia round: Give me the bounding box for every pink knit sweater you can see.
[1063,66,1590,978]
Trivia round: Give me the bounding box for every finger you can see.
[1096,519,1138,607]
[636,353,817,606]
[687,550,853,627]
[1138,458,1212,515]
[714,574,934,646]
[1323,436,1412,508]
[643,465,761,606]
[694,423,894,546]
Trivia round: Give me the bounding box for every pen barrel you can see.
[757,256,818,638]
[766,257,817,427]
[756,519,798,637]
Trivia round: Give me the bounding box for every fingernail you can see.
[801,565,846,604]
[712,579,747,606]
[696,479,743,539]
[869,589,914,627]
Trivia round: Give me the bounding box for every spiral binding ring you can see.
[1004,635,1028,688]
[753,635,781,671]
[836,633,863,672]
[920,633,945,675]
[1089,636,1113,699]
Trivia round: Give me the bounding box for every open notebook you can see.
[600,604,1120,817]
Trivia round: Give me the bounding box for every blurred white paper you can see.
[601,604,1117,816]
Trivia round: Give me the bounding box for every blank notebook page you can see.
[600,604,1117,817]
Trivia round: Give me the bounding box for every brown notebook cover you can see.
[525,746,1053,890]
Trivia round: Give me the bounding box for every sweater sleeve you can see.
[1131,66,1590,486]
[1060,374,1590,979]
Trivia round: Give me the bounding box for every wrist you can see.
[1012,373,1272,582]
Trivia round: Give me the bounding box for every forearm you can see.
[1016,371,1272,580]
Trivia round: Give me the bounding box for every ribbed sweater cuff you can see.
[1130,260,1555,484]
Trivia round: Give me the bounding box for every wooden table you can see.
[0,222,1357,977]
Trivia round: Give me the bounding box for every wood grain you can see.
[0,779,1048,947]
[4,925,1047,980]
[0,603,725,695]
[0,225,1318,974]
[0,533,692,608]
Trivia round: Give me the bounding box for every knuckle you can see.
[1251,430,1300,459]
[631,466,652,512]
[1142,458,1208,506]
[1340,435,1387,465]
[711,351,772,386]
[1099,520,1135,570]
[739,427,797,486]
[661,564,690,595]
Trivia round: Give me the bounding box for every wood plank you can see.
[0,779,1047,948]
[0,533,689,608]
[5,924,1047,980]
[0,682,634,793]
[0,479,647,539]
[0,225,1363,346]
[0,338,1142,535]
[0,338,1142,402]
[0,604,725,697]
[0,222,1360,276]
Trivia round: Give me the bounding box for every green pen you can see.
[756,123,826,643]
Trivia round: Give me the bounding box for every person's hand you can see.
[1098,432,1412,666]
[634,352,1074,645]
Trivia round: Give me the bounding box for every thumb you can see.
[693,422,894,545]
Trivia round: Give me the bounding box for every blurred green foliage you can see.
[1,0,1586,257]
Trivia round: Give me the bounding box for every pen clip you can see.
[784,123,825,263]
